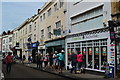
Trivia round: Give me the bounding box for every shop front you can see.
[38,45,45,56]
[31,41,39,63]
[45,37,65,54]
[65,28,111,72]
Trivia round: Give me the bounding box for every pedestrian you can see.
[58,50,65,73]
[6,52,13,73]
[70,50,77,74]
[43,55,48,69]
[36,54,42,68]
[22,55,26,64]
[48,53,53,69]
[40,54,43,68]
[28,55,32,63]
[53,51,59,71]
[77,51,83,73]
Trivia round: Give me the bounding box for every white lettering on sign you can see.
[84,34,98,39]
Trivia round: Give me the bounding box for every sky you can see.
[0,2,45,34]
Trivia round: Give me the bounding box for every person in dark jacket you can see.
[36,54,42,68]
[70,50,77,74]
[6,52,13,73]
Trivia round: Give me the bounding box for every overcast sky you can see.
[1,2,44,34]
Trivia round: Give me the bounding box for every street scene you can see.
[0,0,120,80]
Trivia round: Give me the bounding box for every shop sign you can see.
[38,46,45,49]
[15,47,20,49]
[46,40,65,47]
[72,36,83,40]
[84,34,98,39]
[110,32,115,39]
[67,36,83,42]
[110,43,115,65]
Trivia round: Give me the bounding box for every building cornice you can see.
[67,27,109,38]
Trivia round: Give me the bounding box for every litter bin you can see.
[109,66,114,78]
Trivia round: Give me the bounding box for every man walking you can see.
[58,50,65,73]
[53,51,58,71]
[70,50,77,74]
[6,52,13,73]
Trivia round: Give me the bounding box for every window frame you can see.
[56,21,61,28]
[47,26,51,39]
[48,8,51,16]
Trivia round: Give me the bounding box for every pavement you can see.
[24,63,109,80]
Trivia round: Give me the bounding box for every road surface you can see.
[2,63,72,80]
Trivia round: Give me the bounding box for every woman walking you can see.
[77,51,83,73]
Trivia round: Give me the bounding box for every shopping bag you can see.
[68,62,72,69]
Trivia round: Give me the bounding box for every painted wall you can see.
[67,1,112,34]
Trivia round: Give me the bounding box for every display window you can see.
[88,47,93,68]
[94,47,99,69]
[101,46,107,70]
[76,48,80,54]
[82,48,86,68]
[83,48,86,55]
[68,48,71,55]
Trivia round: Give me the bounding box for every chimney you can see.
[38,9,41,14]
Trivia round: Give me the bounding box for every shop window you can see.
[67,43,70,48]
[48,8,51,16]
[54,3,58,11]
[88,47,93,68]
[56,21,61,28]
[47,26,51,39]
[75,42,80,48]
[82,48,86,68]
[71,43,74,48]
[101,47,107,70]
[94,47,99,69]
[68,48,71,56]
[75,48,80,54]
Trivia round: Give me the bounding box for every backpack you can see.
[6,56,13,64]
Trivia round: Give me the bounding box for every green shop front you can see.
[45,37,65,54]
